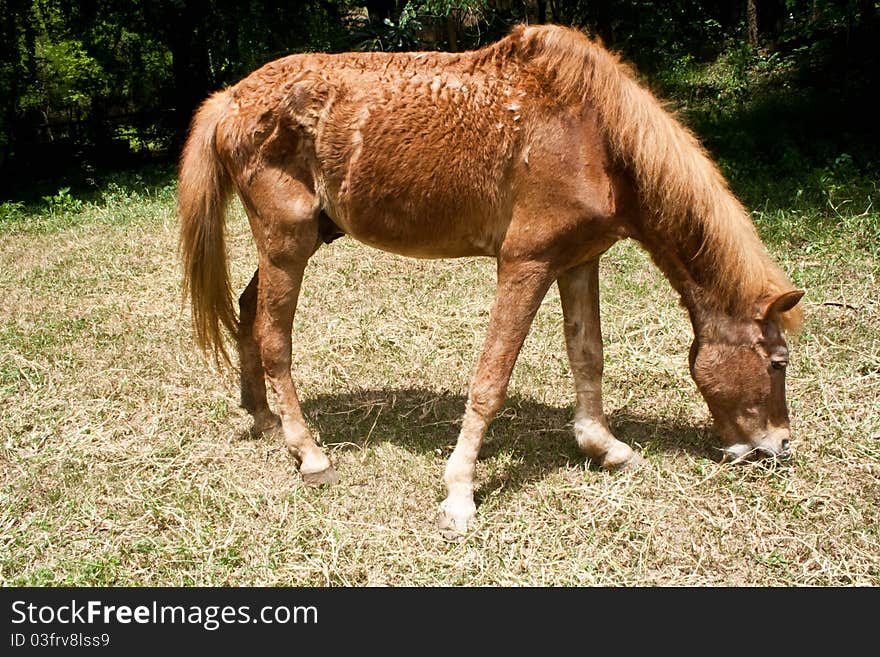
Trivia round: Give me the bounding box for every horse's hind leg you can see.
[557,259,644,470]
[255,254,337,483]
[238,269,280,436]
[243,175,337,484]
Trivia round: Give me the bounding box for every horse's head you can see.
[688,290,804,461]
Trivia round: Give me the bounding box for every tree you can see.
[1,0,876,176]
[747,0,759,47]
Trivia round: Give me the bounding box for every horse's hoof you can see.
[437,498,476,540]
[600,444,645,471]
[602,450,647,472]
[250,413,282,439]
[617,451,646,471]
[301,465,340,486]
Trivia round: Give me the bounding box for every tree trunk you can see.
[445,14,459,52]
[858,0,878,26]
[6,1,39,161]
[364,0,395,27]
[757,0,787,46]
[167,1,212,147]
[747,0,759,48]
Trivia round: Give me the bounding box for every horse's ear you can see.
[756,290,805,321]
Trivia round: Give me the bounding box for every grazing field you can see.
[1,168,878,586]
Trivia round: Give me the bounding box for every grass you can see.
[1,159,877,587]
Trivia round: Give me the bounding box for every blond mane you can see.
[508,25,801,330]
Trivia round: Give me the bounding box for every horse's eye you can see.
[771,360,787,370]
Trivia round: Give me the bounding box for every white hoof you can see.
[301,465,340,486]
[437,497,476,539]
[601,443,644,471]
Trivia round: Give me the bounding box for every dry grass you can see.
[1,179,878,586]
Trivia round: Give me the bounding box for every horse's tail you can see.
[178,89,238,366]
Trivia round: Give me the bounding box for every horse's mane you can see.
[505,25,802,330]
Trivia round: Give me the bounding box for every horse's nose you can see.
[781,438,790,452]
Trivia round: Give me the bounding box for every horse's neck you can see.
[632,221,735,338]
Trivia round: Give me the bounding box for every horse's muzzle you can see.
[722,438,792,463]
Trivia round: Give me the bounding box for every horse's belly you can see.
[325,195,503,259]
[314,75,521,258]
[319,147,512,258]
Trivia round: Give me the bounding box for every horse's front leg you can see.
[557,259,644,470]
[438,260,555,537]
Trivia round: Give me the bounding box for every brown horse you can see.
[178,24,804,536]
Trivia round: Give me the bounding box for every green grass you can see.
[0,165,177,235]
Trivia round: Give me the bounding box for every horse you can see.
[178,24,804,536]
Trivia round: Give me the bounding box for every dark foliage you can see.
[0,1,876,200]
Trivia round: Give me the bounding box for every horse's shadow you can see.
[300,387,718,498]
